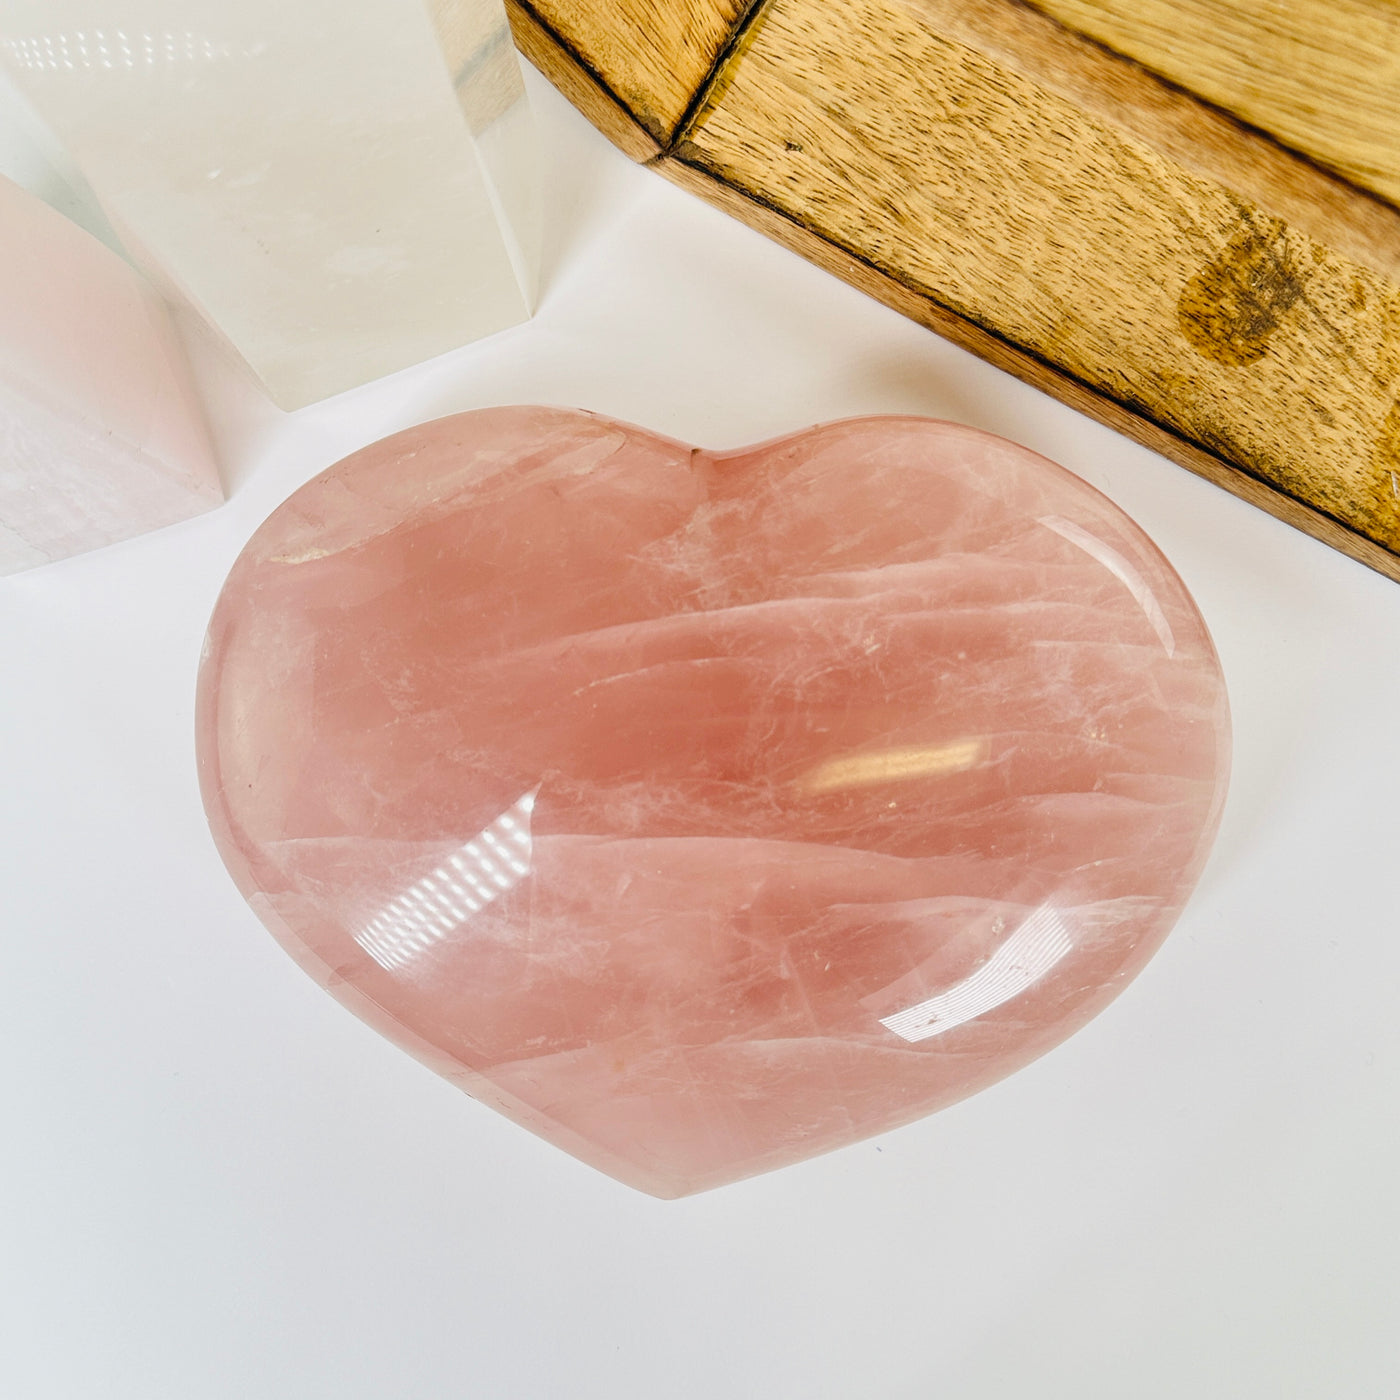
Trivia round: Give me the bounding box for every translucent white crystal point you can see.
[0,0,538,409]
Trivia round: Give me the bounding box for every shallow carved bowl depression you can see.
[196,407,1230,1197]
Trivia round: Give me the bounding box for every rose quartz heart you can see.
[197,407,1229,1196]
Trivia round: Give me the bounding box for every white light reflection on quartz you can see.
[879,905,1073,1042]
[0,30,264,72]
[355,790,535,973]
[1039,514,1177,657]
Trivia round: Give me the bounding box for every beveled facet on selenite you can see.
[0,0,537,409]
[196,408,1230,1196]
[0,173,220,575]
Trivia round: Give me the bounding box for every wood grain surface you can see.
[508,0,1400,581]
[1025,0,1400,208]
[521,0,754,143]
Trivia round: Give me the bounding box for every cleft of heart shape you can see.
[196,407,1229,1197]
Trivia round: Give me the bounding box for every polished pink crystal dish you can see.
[196,407,1229,1196]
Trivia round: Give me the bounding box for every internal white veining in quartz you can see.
[197,408,1230,1196]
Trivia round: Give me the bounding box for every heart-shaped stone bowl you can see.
[196,407,1229,1197]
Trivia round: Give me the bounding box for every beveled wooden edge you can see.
[509,0,1400,583]
[657,155,1400,583]
[506,0,662,160]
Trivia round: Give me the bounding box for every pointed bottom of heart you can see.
[200,408,1229,1197]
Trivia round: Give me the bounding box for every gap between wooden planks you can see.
[506,0,1400,583]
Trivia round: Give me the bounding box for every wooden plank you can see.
[516,0,753,143]
[514,0,1400,580]
[673,0,1400,562]
[1024,0,1400,208]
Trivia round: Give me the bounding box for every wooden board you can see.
[508,0,1400,582]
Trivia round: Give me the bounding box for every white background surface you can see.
[3,62,1399,1400]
